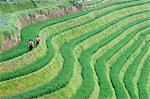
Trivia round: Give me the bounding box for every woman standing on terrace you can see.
[28,39,34,51]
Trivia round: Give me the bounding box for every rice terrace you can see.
[0,0,149,99]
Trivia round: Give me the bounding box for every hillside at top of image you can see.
[0,0,87,52]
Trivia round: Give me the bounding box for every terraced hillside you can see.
[0,0,150,98]
[0,0,73,14]
[0,0,82,51]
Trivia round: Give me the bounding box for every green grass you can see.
[124,41,149,99]
[95,26,149,98]
[3,11,149,99]
[137,56,150,99]
[0,0,77,49]
[0,8,91,62]
[0,0,149,98]
[0,7,96,73]
[0,0,145,96]
[44,11,150,99]
[72,14,150,99]
[0,0,146,82]
[0,0,75,15]
[0,0,144,63]
[73,18,149,99]
[109,30,149,99]
[0,11,92,81]
[0,2,36,14]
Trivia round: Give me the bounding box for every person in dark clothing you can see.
[36,36,41,45]
[28,39,34,51]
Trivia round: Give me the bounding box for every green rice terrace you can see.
[0,0,150,99]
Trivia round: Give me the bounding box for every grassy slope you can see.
[0,0,149,98]
[0,0,141,83]
[0,0,145,82]
[0,0,75,51]
[1,2,149,99]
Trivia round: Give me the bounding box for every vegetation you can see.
[0,0,149,99]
